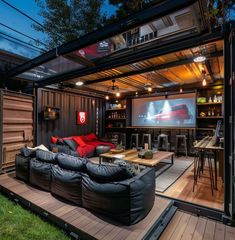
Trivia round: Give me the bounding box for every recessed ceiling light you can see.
[193,55,206,63]
[75,81,84,86]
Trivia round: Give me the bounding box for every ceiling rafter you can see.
[82,50,223,85]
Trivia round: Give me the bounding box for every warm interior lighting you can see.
[135,91,138,96]
[116,92,120,97]
[105,95,109,100]
[180,87,183,93]
[75,81,84,86]
[193,55,206,63]
[148,87,152,92]
[202,78,207,86]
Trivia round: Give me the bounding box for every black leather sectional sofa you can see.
[15,148,155,225]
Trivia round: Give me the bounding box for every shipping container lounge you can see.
[0,0,235,239]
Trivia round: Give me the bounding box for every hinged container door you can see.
[0,91,34,171]
[224,24,235,221]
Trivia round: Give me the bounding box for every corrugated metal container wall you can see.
[37,88,105,146]
[0,90,34,171]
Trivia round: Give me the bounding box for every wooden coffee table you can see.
[99,149,174,167]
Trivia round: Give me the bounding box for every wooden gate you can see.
[0,90,34,172]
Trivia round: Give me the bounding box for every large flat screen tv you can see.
[132,93,196,128]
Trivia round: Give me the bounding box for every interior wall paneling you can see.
[37,88,105,147]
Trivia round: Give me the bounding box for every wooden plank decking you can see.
[0,173,172,240]
[160,210,235,240]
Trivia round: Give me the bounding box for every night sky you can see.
[0,0,117,58]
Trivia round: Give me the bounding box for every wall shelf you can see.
[106,118,126,120]
[197,116,223,119]
[106,108,126,111]
[197,102,223,106]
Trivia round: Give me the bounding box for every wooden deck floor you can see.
[160,210,235,240]
[158,158,224,211]
[0,173,172,240]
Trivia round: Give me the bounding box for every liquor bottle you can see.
[208,107,211,116]
[211,107,215,116]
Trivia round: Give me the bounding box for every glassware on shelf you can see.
[213,95,218,103]
[208,107,211,116]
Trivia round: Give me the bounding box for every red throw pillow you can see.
[51,136,58,144]
[83,133,98,142]
[73,136,86,147]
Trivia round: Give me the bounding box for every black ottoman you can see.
[15,154,31,182]
[96,145,111,155]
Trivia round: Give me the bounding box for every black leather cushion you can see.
[36,150,57,164]
[50,144,79,157]
[29,159,53,191]
[56,153,88,172]
[51,165,82,205]
[128,167,155,224]
[82,167,155,225]
[20,148,36,158]
[63,139,78,151]
[86,162,133,182]
[82,175,130,224]
[15,154,30,181]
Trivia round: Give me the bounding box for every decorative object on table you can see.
[144,143,149,150]
[138,150,153,159]
[110,141,124,154]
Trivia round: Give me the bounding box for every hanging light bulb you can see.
[105,95,109,100]
[148,87,152,92]
[116,92,120,97]
[180,87,183,93]
[202,78,207,86]
[135,91,138,96]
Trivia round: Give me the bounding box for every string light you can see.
[202,78,207,86]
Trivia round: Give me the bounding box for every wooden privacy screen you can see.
[0,90,34,171]
[37,88,105,147]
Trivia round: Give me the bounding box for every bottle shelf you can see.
[197,116,223,119]
[106,118,126,120]
[106,108,126,111]
[197,102,223,106]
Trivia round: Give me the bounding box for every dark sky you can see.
[0,0,117,58]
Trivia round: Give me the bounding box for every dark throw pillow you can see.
[86,162,133,182]
[36,150,57,164]
[63,139,78,151]
[56,153,88,172]
[20,147,36,158]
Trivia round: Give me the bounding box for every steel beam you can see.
[36,31,222,88]
[8,0,199,77]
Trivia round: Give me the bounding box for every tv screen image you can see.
[132,93,196,127]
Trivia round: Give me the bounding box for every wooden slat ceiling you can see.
[69,40,224,93]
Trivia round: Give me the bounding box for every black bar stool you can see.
[193,150,214,195]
